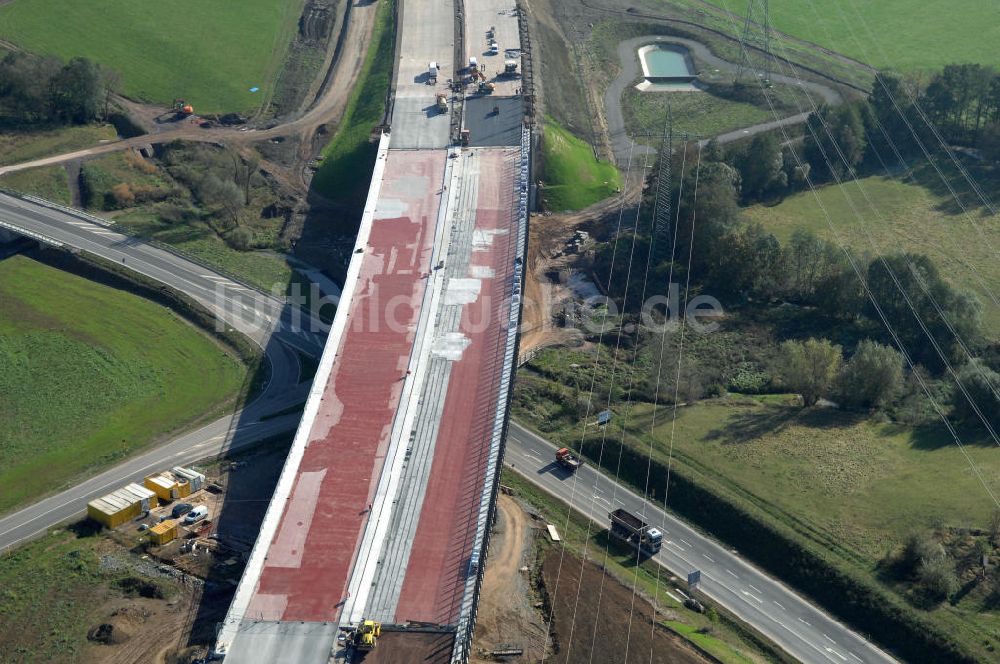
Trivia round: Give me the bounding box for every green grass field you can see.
[0,528,182,662]
[0,166,71,204]
[623,87,774,139]
[541,118,623,211]
[743,175,1000,332]
[0,125,117,167]
[0,256,247,512]
[679,0,1000,72]
[0,0,306,113]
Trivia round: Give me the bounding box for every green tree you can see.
[804,102,867,180]
[951,360,1000,430]
[779,338,843,407]
[866,253,983,370]
[838,340,905,410]
[737,133,786,201]
[48,57,103,124]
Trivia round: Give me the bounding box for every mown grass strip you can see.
[310,0,395,228]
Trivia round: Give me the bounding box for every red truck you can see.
[555,447,582,472]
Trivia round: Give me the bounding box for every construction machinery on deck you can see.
[348,619,382,651]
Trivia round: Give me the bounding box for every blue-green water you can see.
[643,47,693,78]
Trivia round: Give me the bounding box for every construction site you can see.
[207,0,531,660]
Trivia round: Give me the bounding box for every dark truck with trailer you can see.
[609,508,663,556]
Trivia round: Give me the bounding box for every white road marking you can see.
[799,617,811,626]
[726,569,738,578]
[848,653,863,662]
[773,600,785,610]
[680,539,691,547]
[825,647,847,661]
[741,590,762,603]
[824,634,836,644]
[702,553,715,562]
[749,584,762,594]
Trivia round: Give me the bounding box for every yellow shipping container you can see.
[144,473,179,501]
[150,519,178,545]
[87,483,158,528]
[172,466,205,493]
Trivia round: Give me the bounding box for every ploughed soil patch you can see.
[541,550,709,664]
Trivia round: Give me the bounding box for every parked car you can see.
[171,503,194,519]
[184,506,208,524]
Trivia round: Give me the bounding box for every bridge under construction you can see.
[214,0,531,661]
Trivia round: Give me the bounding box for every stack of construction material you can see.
[150,519,179,545]
[87,483,158,528]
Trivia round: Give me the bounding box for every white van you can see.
[469,56,478,70]
[184,505,208,524]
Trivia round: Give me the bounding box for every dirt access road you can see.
[472,494,549,661]
[519,169,645,358]
[0,0,380,184]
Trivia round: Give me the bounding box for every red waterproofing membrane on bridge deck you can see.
[395,149,520,624]
[245,150,445,623]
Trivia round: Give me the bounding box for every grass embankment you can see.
[0,166,71,204]
[540,118,622,212]
[0,256,247,513]
[503,470,789,664]
[81,150,295,292]
[115,207,296,292]
[310,0,395,223]
[743,175,1000,333]
[0,0,306,113]
[0,527,181,663]
[687,0,1000,72]
[0,125,117,167]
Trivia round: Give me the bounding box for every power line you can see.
[711,0,1000,506]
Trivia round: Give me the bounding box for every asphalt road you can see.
[505,421,897,664]
[0,194,326,552]
[0,193,328,357]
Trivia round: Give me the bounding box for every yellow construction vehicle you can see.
[350,619,381,651]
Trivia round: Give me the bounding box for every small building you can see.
[144,473,181,501]
[150,519,179,545]
[172,466,205,494]
[87,483,158,528]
